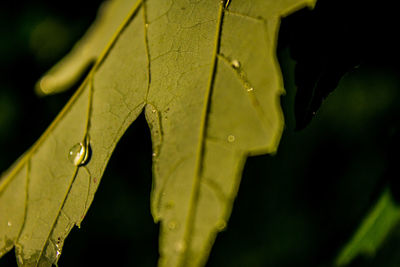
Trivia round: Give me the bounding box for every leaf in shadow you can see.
[280,0,400,130]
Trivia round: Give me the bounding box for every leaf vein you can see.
[217,53,274,133]
[179,2,226,266]
[15,160,30,247]
[225,9,265,23]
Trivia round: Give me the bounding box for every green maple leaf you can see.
[0,0,316,266]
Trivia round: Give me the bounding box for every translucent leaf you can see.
[35,0,136,95]
[0,0,316,266]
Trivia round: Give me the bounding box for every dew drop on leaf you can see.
[247,87,254,92]
[227,135,235,143]
[68,136,90,166]
[55,242,61,261]
[7,221,12,227]
[231,59,240,69]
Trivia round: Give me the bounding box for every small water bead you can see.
[231,59,240,69]
[68,137,90,166]
[68,143,86,166]
[7,221,12,227]
[227,135,235,143]
[247,87,254,92]
[55,243,61,261]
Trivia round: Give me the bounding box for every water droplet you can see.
[227,135,235,143]
[145,23,149,28]
[152,108,156,113]
[231,59,240,69]
[312,111,316,116]
[152,152,157,157]
[247,87,254,92]
[55,243,61,261]
[168,221,177,230]
[7,221,12,227]
[68,136,90,166]
[174,241,186,253]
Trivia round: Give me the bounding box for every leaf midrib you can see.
[179,1,226,266]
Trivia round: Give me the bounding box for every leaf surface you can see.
[0,0,315,266]
[35,0,137,95]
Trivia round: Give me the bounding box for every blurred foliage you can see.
[285,0,400,130]
[1,0,400,266]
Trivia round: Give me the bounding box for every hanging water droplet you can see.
[247,87,254,92]
[231,59,240,69]
[68,136,90,166]
[168,221,177,230]
[7,221,12,227]
[227,135,235,143]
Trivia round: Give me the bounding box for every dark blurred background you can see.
[1,0,400,266]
